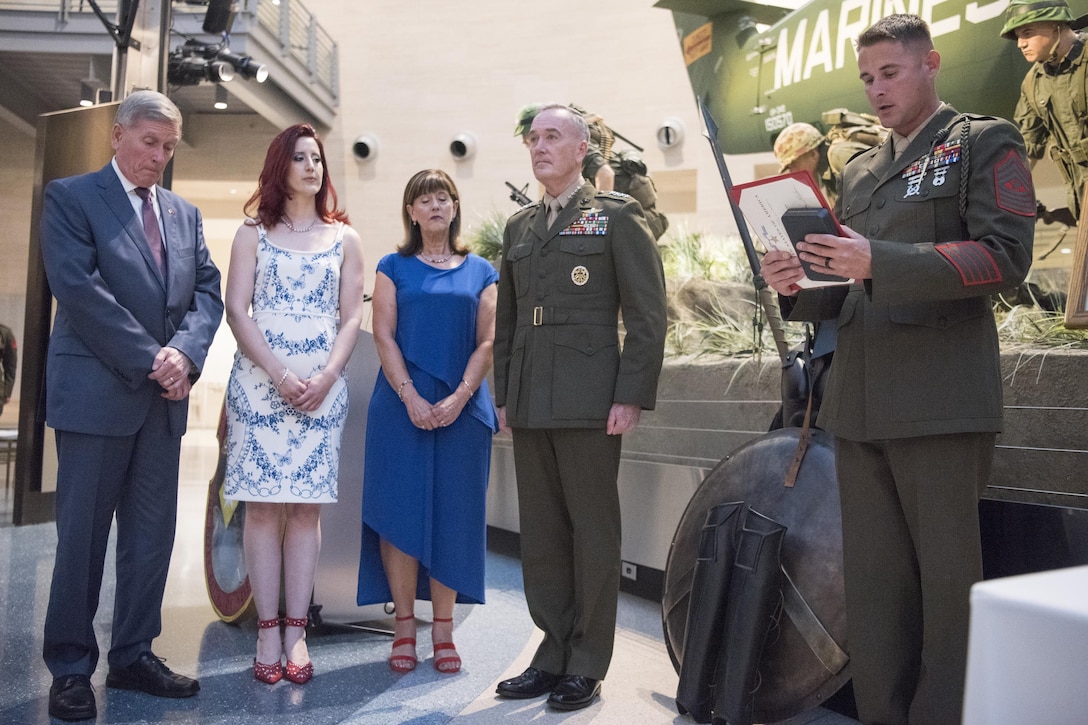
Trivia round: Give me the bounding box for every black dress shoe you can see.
[49,674,96,721]
[495,667,563,699]
[547,674,601,711]
[106,651,200,698]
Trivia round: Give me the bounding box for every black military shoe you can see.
[495,667,563,699]
[48,674,96,721]
[106,652,199,698]
[547,674,601,710]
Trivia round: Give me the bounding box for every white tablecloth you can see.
[962,565,1088,724]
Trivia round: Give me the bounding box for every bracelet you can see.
[460,379,472,394]
[397,379,413,401]
[277,368,290,387]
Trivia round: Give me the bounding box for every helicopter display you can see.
[655,0,1026,155]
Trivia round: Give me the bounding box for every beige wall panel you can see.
[0,1,801,427]
[308,0,752,303]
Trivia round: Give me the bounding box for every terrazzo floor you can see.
[0,428,857,724]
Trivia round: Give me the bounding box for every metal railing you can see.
[0,0,118,12]
[253,0,338,101]
[0,1,338,101]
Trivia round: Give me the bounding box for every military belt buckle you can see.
[533,306,543,326]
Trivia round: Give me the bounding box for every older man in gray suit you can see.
[40,90,223,721]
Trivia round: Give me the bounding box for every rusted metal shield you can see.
[662,428,848,722]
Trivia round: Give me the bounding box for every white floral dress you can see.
[224,223,348,503]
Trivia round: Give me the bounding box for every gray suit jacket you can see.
[40,163,223,437]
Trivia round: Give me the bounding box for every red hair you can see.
[244,124,349,227]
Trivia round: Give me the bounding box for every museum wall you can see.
[1,0,1069,432]
[1,0,737,428]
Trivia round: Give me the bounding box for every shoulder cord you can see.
[958,118,971,224]
[927,114,972,227]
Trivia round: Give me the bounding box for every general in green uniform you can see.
[514,104,670,239]
[494,104,667,711]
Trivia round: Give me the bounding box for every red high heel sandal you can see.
[432,617,461,674]
[283,616,313,684]
[389,613,417,673]
[253,617,283,684]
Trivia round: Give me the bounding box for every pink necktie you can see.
[134,187,165,274]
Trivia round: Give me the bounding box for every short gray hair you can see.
[115,90,183,134]
[536,103,590,144]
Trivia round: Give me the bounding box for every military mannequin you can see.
[1002,0,1088,217]
[0,323,15,417]
[514,104,670,239]
[773,122,874,209]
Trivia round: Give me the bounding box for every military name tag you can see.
[560,211,609,236]
[571,265,590,285]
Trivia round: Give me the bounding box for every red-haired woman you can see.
[223,124,365,684]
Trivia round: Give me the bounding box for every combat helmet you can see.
[1000,0,1076,38]
[774,123,825,172]
[513,104,543,137]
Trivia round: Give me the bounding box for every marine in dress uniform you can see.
[493,105,667,711]
[761,16,1034,725]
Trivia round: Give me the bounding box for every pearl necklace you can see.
[419,250,453,264]
[282,215,318,233]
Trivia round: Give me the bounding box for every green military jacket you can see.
[494,182,667,429]
[787,106,1035,441]
[1015,34,1088,215]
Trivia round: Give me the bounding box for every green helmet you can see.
[1000,0,1074,39]
[513,104,543,137]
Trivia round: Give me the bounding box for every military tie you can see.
[547,198,562,229]
[134,187,165,275]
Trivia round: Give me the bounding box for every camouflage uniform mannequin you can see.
[514,104,670,239]
[773,122,870,209]
[1003,0,1088,216]
[0,323,15,416]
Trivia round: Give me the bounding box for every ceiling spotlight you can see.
[79,80,97,107]
[79,69,108,108]
[167,53,234,85]
[214,84,229,110]
[216,48,269,83]
[166,39,266,86]
[79,81,111,107]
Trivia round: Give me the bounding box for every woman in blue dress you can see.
[358,170,498,675]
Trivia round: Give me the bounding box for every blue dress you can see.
[357,252,498,605]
